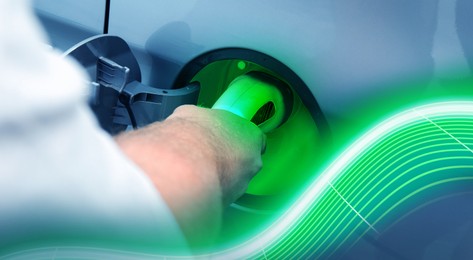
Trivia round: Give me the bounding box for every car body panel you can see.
[33,0,104,50]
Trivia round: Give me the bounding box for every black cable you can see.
[103,0,111,34]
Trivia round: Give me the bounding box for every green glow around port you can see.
[191,59,324,199]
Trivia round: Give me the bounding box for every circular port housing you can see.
[175,48,330,211]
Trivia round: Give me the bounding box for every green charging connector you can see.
[212,72,292,133]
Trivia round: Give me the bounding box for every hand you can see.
[115,105,265,247]
[167,105,265,205]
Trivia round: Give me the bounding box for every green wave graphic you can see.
[235,101,473,259]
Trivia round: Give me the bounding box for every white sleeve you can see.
[0,0,188,254]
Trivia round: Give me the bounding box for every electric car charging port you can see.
[175,49,331,249]
[175,49,331,213]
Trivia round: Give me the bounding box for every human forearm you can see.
[115,117,223,246]
[115,105,264,247]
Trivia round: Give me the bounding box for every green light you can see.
[237,60,247,70]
